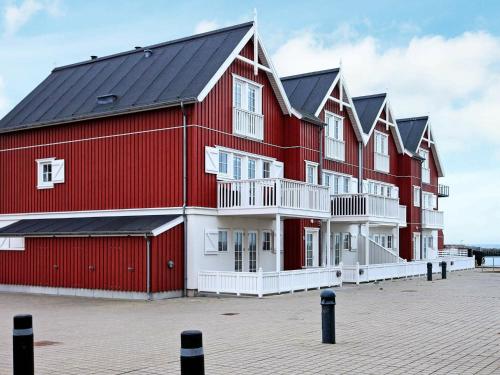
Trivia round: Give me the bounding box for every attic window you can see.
[144,49,153,58]
[96,94,117,105]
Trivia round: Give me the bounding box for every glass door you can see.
[234,231,243,272]
[248,231,257,272]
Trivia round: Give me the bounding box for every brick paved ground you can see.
[0,269,498,374]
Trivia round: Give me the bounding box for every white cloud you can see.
[272,29,500,243]
[3,0,62,36]
[0,76,9,117]
[194,20,219,34]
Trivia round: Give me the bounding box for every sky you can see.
[0,0,499,245]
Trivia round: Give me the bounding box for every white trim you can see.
[151,216,184,236]
[328,96,351,107]
[414,121,444,177]
[235,55,272,73]
[197,26,255,102]
[231,73,264,88]
[315,74,340,117]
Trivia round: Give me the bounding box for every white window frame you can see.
[218,152,229,177]
[342,233,350,251]
[325,111,344,141]
[419,148,430,184]
[374,131,389,155]
[218,229,229,252]
[232,75,263,114]
[0,237,25,251]
[305,161,319,184]
[413,186,421,207]
[387,235,393,249]
[233,230,244,272]
[262,161,271,178]
[36,157,65,189]
[261,230,273,251]
[365,179,398,199]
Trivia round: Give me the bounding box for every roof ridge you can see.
[396,116,429,122]
[352,93,387,100]
[53,21,254,72]
[280,68,339,81]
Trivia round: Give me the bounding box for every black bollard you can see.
[320,289,336,344]
[441,261,447,279]
[180,330,204,375]
[13,314,34,375]
[427,262,432,281]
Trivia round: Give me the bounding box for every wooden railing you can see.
[325,137,345,161]
[233,107,264,140]
[331,194,400,220]
[198,266,342,297]
[218,178,330,213]
[374,152,390,173]
[422,208,444,229]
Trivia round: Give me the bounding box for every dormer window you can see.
[232,74,263,140]
[374,131,389,173]
[419,149,430,184]
[324,111,345,161]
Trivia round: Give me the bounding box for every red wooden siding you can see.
[284,219,321,270]
[0,108,185,213]
[0,225,183,292]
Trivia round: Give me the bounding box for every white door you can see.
[234,231,243,272]
[305,228,319,267]
[248,231,258,272]
[413,233,421,260]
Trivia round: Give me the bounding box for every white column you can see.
[275,214,281,272]
[326,219,331,266]
[365,223,370,265]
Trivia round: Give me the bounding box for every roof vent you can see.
[96,94,118,105]
[144,49,153,58]
[90,55,98,60]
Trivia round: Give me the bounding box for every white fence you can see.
[342,257,475,284]
[423,209,444,229]
[331,193,401,220]
[374,152,390,173]
[233,107,264,140]
[439,248,468,257]
[325,137,345,161]
[218,178,330,213]
[198,267,342,297]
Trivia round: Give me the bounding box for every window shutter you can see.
[362,180,369,194]
[0,237,9,250]
[205,147,219,174]
[271,161,284,178]
[52,159,65,183]
[350,178,358,193]
[9,237,24,250]
[204,229,219,253]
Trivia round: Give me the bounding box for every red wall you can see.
[0,225,183,292]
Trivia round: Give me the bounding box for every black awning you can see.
[0,215,181,237]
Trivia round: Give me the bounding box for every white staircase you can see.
[358,236,406,265]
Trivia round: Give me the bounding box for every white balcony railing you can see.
[233,107,264,140]
[218,178,330,213]
[422,208,444,229]
[325,137,345,161]
[439,248,468,257]
[331,193,401,220]
[422,167,430,184]
[374,152,390,173]
[198,267,342,297]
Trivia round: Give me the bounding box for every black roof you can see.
[281,69,339,122]
[0,22,253,133]
[396,116,428,153]
[0,215,180,236]
[352,93,386,134]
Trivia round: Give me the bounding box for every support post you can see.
[180,330,205,375]
[13,314,34,375]
[275,214,281,272]
[320,289,336,344]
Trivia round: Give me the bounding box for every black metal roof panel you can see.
[352,93,386,134]
[0,22,253,133]
[396,116,428,153]
[281,69,339,118]
[0,215,180,236]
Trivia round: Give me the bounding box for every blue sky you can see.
[1,0,500,244]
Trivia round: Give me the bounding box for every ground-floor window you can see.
[306,232,314,267]
[248,231,257,272]
[234,231,243,272]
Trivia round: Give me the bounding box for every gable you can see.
[352,94,386,134]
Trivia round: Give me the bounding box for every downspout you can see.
[181,101,188,297]
[419,159,424,260]
[358,140,364,256]
[145,235,152,300]
[318,123,324,265]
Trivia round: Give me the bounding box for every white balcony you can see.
[422,208,444,229]
[233,107,264,140]
[218,178,330,218]
[325,137,345,161]
[331,193,406,225]
[374,152,390,173]
[198,267,342,297]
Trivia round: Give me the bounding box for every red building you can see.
[0,21,451,299]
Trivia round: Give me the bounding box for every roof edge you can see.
[396,116,429,123]
[280,68,340,81]
[352,93,387,101]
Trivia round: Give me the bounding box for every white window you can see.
[262,230,272,251]
[375,131,389,155]
[387,235,393,249]
[414,186,421,207]
[419,149,430,184]
[324,172,351,195]
[248,159,256,179]
[305,162,318,184]
[262,161,271,178]
[342,233,350,250]
[218,230,228,252]
[325,112,343,141]
[36,158,65,189]
[233,76,262,114]
[381,235,386,248]
[233,156,242,180]
[219,152,229,175]
[234,231,243,272]
[0,237,25,251]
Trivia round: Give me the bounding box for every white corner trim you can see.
[151,216,184,236]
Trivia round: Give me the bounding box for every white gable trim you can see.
[314,74,340,117]
[151,216,184,236]
[415,121,444,177]
[365,97,405,153]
